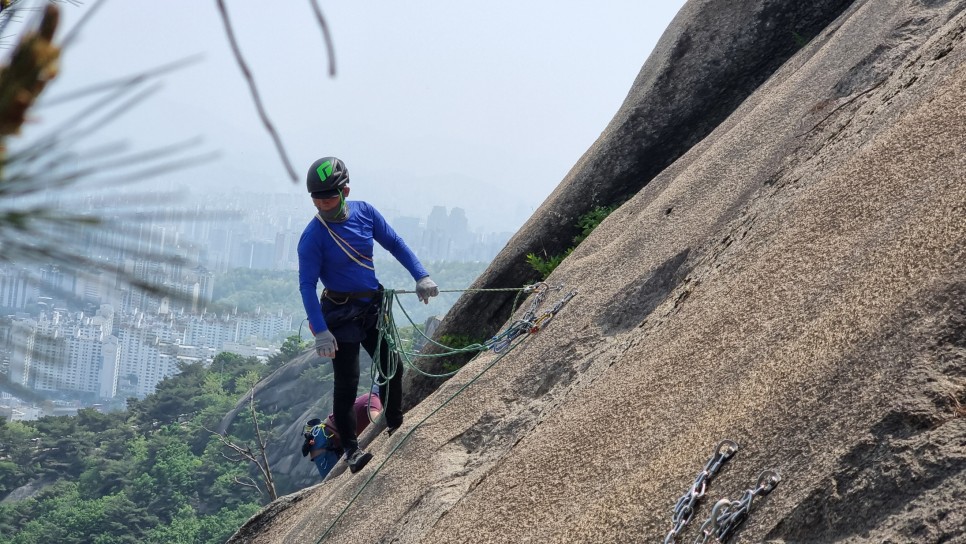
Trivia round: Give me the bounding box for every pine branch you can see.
[214,0,296,182]
[202,385,278,501]
[248,387,277,500]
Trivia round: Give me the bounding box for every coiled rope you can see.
[364,282,552,421]
[370,283,547,385]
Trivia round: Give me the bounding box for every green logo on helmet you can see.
[316,160,333,181]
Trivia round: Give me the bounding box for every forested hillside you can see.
[0,343,316,544]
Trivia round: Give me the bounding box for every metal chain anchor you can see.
[664,439,739,544]
[693,470,781,544]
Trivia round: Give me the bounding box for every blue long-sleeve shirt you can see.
[297,200,428,334]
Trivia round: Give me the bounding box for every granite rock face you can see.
[232,0,966,542]
[405,0,858,408]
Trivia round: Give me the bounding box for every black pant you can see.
[330,323,403,453]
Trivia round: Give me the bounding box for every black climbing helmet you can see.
[303,418,323,435]
[306,157,349,198]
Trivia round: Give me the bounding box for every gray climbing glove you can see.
[314,330,338,358]
[415,276,439,304]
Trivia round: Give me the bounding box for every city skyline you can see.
[0,187,499,415]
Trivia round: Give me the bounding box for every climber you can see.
[302,386,384,479]
[297,156,439,474]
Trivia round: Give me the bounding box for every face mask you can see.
[318,193,349,223]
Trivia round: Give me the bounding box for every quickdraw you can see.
[529,289,577,333]
[484,284,576,353]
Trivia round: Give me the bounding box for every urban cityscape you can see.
[0,189,513,421]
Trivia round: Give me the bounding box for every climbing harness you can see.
[314,283,577,543]
[321,288,380,305]
[665,440,739,544]
[693,470,781,544]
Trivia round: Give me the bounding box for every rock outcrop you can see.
[405,0,858,408]
[232,0,966,542]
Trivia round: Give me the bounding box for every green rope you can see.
[370,285,536,387]
[393,287,532,294]
[364,285,533,426]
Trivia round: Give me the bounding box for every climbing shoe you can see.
[386,425,399,437]
[345,449,373,474]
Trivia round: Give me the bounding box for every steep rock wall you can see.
[233,0,966,542]
[406,0,858,408]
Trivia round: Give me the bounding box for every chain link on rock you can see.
[693,470,781,544]
[664,439,739,544]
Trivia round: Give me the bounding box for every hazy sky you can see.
[19,1,686,230]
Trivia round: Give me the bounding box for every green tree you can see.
[265,334,309,373]
[0,419,37,495]
[145,504,200,544]
[6,485,156,543]
[212,353,264,395]
[145,503,260,544]
[129,362,210,426]
[144,433,202,515]
[526,205,616,278]
[0,368,269,542]
[29,415,93,480]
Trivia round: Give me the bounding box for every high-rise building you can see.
[9,310,118,398]
[114,321,179,398]
[236,312,294,344]
[10,317,68,393]
[72,268,119,307]
[100,336,120,399]
[183,314,236,351]
[63,327,106,395]
[0,265,31,310]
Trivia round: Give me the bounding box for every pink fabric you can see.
[325,392,383,441]
[352,392,383,434]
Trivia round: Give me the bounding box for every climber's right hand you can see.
[314,330,338,358]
